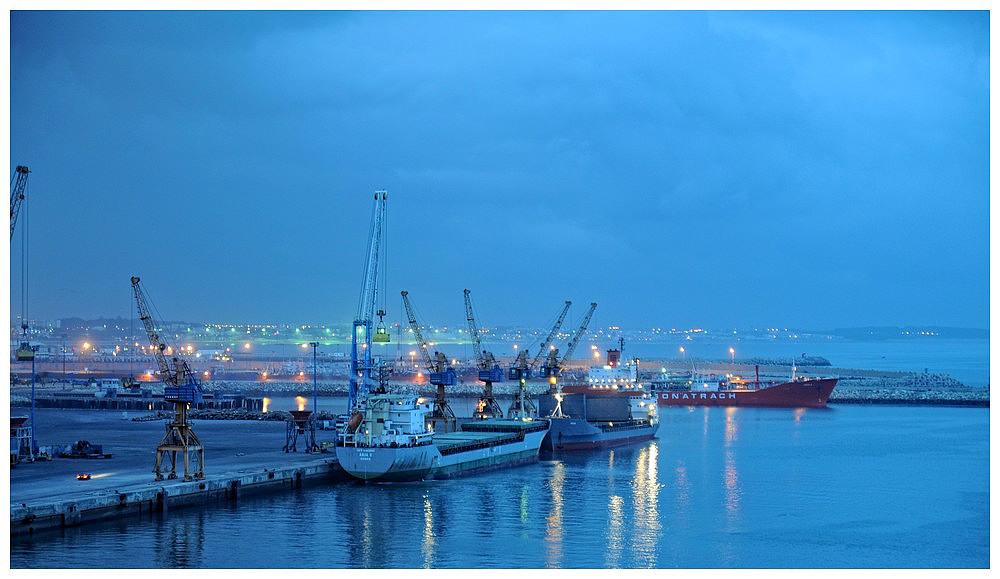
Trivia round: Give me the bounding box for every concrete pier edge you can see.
[11,455,347,536]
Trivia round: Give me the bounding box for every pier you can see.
[10,408,347,536]
[11,454,345,535]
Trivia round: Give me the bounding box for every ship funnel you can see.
[607,349,621,368]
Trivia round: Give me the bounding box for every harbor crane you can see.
[10,165,34,361]
[463,289,504,420]
[508,300,572,381]
[401,290,457,432]
[10,165,29,240]
[349,191,391,414]
[507,300,572,418]
[542,302,598,385]
[131,276,205,481]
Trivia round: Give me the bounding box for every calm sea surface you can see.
[10,404,988,568]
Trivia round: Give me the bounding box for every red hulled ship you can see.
[654,375,837,408]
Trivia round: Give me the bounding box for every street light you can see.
[729,347,735,365]
[309,342,319,419]
[679,346,685,360]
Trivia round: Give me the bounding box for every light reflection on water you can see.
[9,405,988,569]
[605,494,624,568]
[630,445,661,567]
[545,461,565,568]
[421,496,434,568]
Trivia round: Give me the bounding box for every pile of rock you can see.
[831,373,988,405]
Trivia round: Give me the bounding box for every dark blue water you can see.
[10,405,988,568]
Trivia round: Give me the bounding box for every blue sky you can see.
[9,11,989,330]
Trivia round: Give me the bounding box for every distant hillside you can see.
[829,326,989,340]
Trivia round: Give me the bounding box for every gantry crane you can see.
[401,290,456,432]
[131,276,204,481]
[506,300,572,418]
[464,289,504,420]
[11,165,34,362]
[349,191,391,414]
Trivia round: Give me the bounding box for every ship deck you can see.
[431,419,548,456]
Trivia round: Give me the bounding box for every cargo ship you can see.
[336,393,549,481]
[653,371,837,408]
[539,347,659,451]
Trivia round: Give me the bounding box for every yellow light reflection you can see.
[422,496,435,568]
[520,486,529,526]
[545,462,565,568]
[262,397,270,413]
[724,448,742,526]
[630,444,661,567]
[724,406,739,447]
[605,495,624,567]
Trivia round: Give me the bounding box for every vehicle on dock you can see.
[335,393,550,482]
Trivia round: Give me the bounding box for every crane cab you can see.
[373,309,391,343]
[15,342,35,361]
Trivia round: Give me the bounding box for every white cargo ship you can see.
[336,394,549,482]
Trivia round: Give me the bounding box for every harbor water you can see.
[10,404,988,568]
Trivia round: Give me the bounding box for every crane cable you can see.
[20,182,28,335]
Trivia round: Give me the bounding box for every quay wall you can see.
[11,457,347,536]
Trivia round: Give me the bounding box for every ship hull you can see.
[336,427,548,482]
[656,378,837,408]
[542,418,659,451]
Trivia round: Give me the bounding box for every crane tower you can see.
[401,290,457,432]
[131,276,205,481]
[463,289,504,420]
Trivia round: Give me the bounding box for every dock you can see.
[10,408,348,536]
[11,454,346,535]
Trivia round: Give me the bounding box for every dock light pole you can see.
[30,345,38,459]
[310,342,319,417]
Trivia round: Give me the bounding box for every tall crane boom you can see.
[541,302,597,379]
[356,191,387,324]
[463,289,488,369]
[464,289,503,419]
[401,290,436,370]
[560,302,598,366]
[131,276,171,382]
[10,165,29,240]
[400,289,457,431]
[531,300,572,370]
[349,191,389,412]
[130,275,204,482]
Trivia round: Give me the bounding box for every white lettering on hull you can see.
[660,392,737,400]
